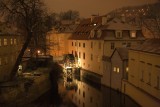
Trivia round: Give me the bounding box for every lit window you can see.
[93,23,97,26]
[14,39,17,45]
[126,67,129,72]
[4,38,7,46]
[113,67,116,72]
[10,38,13,45]
[117,68,120,73]
[130,31,136,38]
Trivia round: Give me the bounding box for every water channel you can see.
[30,70,141,107]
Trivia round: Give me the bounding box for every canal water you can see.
[29,72,140,107]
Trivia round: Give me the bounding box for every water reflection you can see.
[63,74,140,107]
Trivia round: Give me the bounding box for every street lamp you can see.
[37,50,41,54]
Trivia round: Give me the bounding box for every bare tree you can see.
[0,0,51,80]
[140,2,160,38]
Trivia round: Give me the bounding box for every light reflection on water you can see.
[62,74,140,107]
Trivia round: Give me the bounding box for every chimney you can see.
[91,14,98,22]
[102,15,111,25]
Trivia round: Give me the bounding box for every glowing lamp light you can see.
[37,50,41,54]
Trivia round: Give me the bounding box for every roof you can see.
[130,39,160,55]
[111,48,128,60]
[69,16,144,40]
[106,18,141,30]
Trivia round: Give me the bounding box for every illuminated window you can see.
[113,67,116,72]
[126,67,129,72]
[10,38,13,45]
[14,39,17,45]
[130,31,136,38]
[4,38,7,46]
[117,68,120,73]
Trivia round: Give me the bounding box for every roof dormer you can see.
[130,30,137,38]
[90,30,95,38]
[97,30,102,38]
[115,30,122,38]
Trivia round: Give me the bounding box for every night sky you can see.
[44,0,158,18]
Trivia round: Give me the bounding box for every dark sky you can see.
[44,0,158,18]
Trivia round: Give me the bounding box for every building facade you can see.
[68,15,145,86]
[122,39,160,107]
[0,33,22,82]
[110,48,128,91]
[46,20,78,61]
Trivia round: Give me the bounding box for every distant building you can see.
[46,20,78,60]
[110,48,128,91]
[0,33,22,82]
[122,39,160,107]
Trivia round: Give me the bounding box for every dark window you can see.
[83,53,85,59]
[83,43,85,48]
[111,42,115,49]
[83,91,85,98]
[127,43,131,47]
[79,52,81,58]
